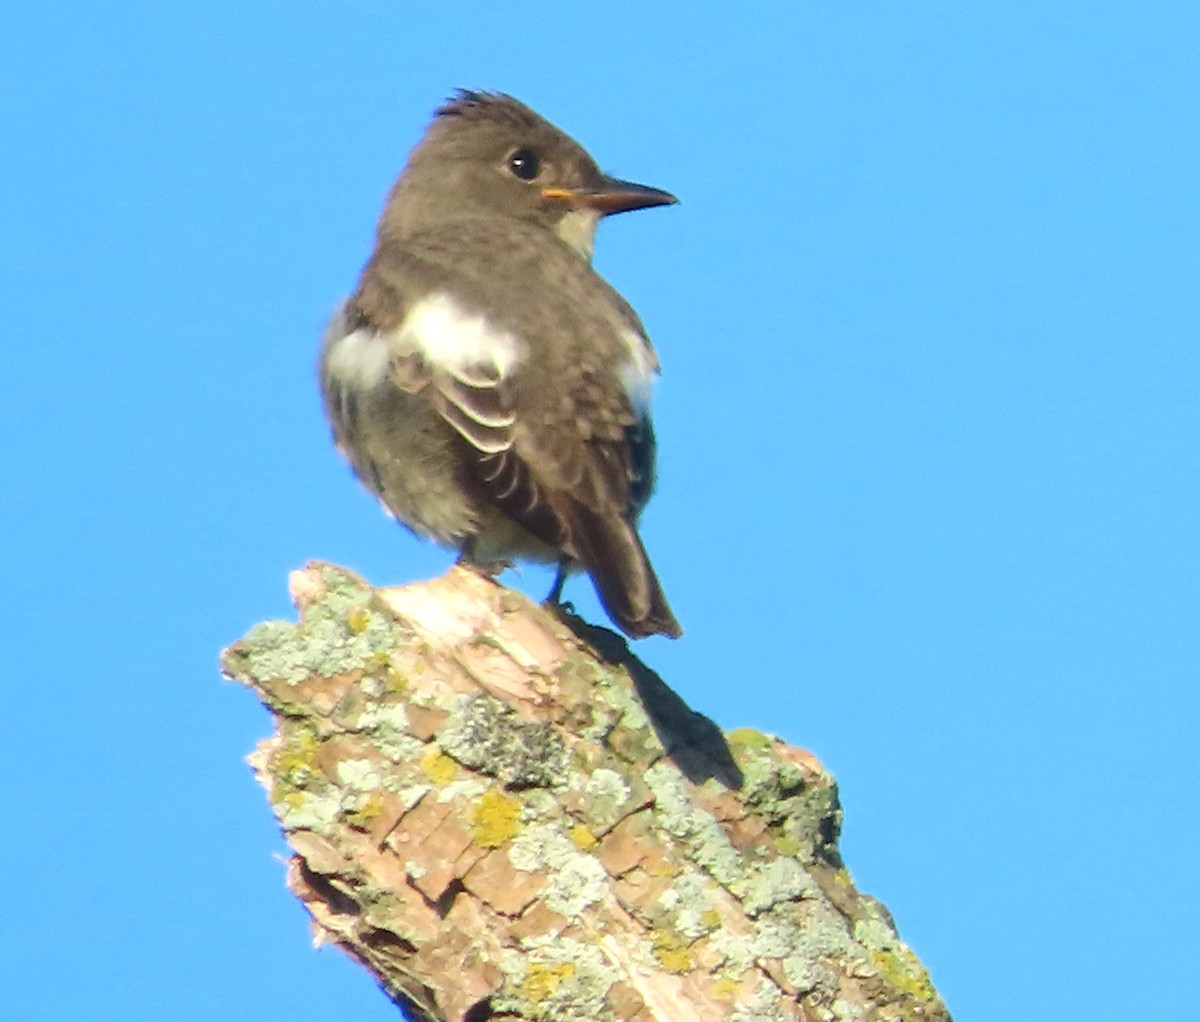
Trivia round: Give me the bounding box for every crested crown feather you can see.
[434,89,545,130]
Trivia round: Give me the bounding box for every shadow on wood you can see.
[552,608,743,790]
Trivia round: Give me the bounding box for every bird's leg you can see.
[543,556,575,613]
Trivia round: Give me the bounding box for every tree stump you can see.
[221,562,951,1022]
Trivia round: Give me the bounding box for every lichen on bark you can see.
[222,562,953,1022]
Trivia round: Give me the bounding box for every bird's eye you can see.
[507,148,540,181]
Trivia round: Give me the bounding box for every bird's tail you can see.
[569,506,682,640]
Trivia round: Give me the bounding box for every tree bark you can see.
[221,562,952,1022]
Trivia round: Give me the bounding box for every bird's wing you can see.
[348,234,646,544]
[338,230,678,637]
[458,339,678,639]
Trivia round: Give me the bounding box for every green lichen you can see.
[772,835,804,858]
[772,782,843,863]
[728,974,792,1022]
[559,657,664,766]
[357,670,384,698]
[433,776,490,803]
[383,781,430,808]
[752,901,857,963]
[657,868,722,939]
[336,758,382,792]
[599,673,651,732]
[373,729,424,765]
[275,787,341,831]
[726,736,843,865]
[853,911,899,951]
[736,738,807,809]
[706,925,752,974]
[782,955,837,996]
[831,997,867,1022]
[644,762,743,887]
[437,694,569,789]
[508,824,607,919]
[517,788,560,820]
[575,767,633,829]
[225,575,412,688]
[738,855,818,914]
[304,606,410,680]
[226,620,311,686]
[543,854,608,919]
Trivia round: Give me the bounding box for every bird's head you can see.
[379,90,676,260]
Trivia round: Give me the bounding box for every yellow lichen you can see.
[871,948,936,1002]
[700,908,722,929]
[568,824,598,850]
[275,729,320,787]
[518,961,575,1002]
[420,745,459,785]
[651,930,693,973]
[367,648,407,692]
[655,946,693,972]
[382,662,409,693]
[712,975,741,999]
[774,835,803,858]
[346,792,384,828]
[727,728,772,749]
[347,606,371,634]
[469,790,523,847]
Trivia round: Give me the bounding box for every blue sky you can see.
[3,2,1196,1019]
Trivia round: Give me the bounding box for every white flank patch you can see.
[323,321,392,389]
[401,293,522,378]
[618,327,658,415]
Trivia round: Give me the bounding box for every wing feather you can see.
[344,221,660,576]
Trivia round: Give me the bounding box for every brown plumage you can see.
[319,92,680,639]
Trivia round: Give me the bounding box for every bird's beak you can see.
[542,177,678,216]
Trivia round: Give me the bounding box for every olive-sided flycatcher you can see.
[319,90,681,639]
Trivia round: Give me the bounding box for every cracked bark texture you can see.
[221,563,952,1022]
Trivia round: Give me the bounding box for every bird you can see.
[318,90,681,639]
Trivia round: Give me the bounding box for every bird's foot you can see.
[544,596,577,616]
